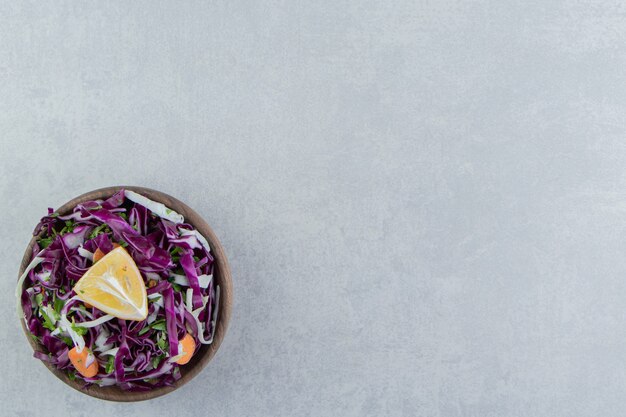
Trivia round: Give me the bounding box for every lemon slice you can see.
[74,246,148,321]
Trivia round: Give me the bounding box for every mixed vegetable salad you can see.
[16,189,219,390]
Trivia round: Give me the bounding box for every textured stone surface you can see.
[2,1,626,416]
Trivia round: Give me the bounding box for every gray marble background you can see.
[2,1,626,416]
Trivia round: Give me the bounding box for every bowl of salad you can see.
[16,186,232,401]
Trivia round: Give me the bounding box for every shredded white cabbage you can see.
[171,273,213,289]
[73,314,114,328]
[70,305,94,320]
[85,352,96,368]
[94,378,117,386]
[58,314,85,352]
[63,233,84,249]
[145,272,160,281]
[178,228,212,254]
[41,304,59,323]
[94,328,112,352]
[168,350,185,363]
[183,286,219,345]
[124,190,185,224]
[77,246,94,261]
[100,347,119,357]
[25,288,37,309]
[15,255,44,299]
[146,303,160,324]
[16,253,46,322]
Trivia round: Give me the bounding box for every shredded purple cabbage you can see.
[19,189,217,390]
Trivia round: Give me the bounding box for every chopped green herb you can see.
[138,326,152,336]
[151,322,167,331]
[193,256,200,262]
[171,283,182,292]
[119,240,129,248]
[41,309,56,331]
[59,336,73,347]
[156,332,168,352]
[49,212,59,218]
[35,293,44,308]
[150,319,167,331]
[68,370,76,381]
[151,355,164,369]
[70,319,88,336]
[105,356,115,374]
[38,236,54,248]
[148,295,162,303]
[170,247,183,256]
[49,306,60,321]
[89,223,109,239]
[58,220,76,235]
[53,296,65,314]
[118,212,128,220]
[74,326,88,336]
[30,334,40,343]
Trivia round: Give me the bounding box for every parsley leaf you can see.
[35,293,44,308]
[105,356,115,374]
[156,332,168,352]
[148,295,162,303]
[88,223,109,239]
[151,355,164,369]
[38,236,54,248]
[138,326,152,336]
[70,319,88,336]
[53,296,65,315]
[41,310,56,331]
[59,336,73,347]
[150,320,167,331]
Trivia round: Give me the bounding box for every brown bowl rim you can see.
[17,186,233,402]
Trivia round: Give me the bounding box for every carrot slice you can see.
[93,248,104,263]
[176,334,196,365]
[68,346,98,378]
[93,243,121,263]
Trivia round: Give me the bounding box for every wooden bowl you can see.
[18,186,233,401]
